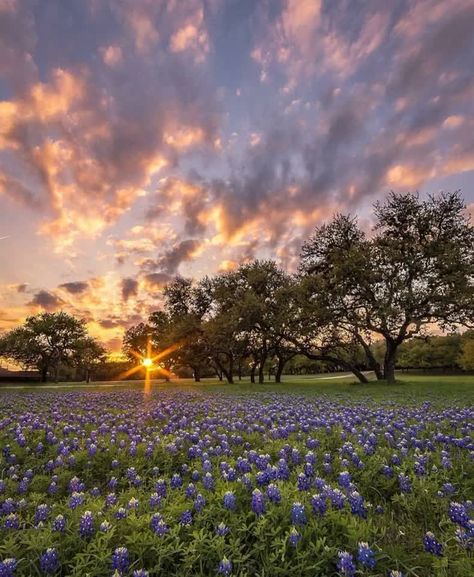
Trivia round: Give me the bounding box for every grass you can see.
[1,372,473,403]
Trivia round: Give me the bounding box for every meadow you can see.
[0,375,473,577]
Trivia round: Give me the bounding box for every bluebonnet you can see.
[115,507,127,519]
[251,489,265,516]
[223,491,237,510]
[266,484,281,503]
[218,557,232,576]
[289,527,302,547]
[79,511,94,538]
[0,558,17,577]
[194,494,206,512]
[398,474,412,493]
[170,473,182,489]
[100,520,112,532]
[215,522,229,536]
[68,492,84,509]
[112,547,129,573]
[35,504,49,525]
[4,514,19,530]
[423,532,443,556]
[149,492,161,508]
[40,549,59,574]
[311,493,326,516]
[338,471,351,488]
[348,491,367,518]
[291,502,307,525]
[52,515,65,533]
[337,551,356,577]
[357,542,376,569]
[297,473,311,491]
[180,510,193,525]
[132,571,149,577]
[448,502,470,527]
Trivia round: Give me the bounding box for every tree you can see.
[72,337,107,382]
[0,312,88,382]
[300,191,474,383]
[458,332,474,371]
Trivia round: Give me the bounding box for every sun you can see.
[142,357,153,368]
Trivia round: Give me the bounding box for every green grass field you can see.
[1,372,473,403]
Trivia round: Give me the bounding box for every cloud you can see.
[0,2,221,253]
[121,277,139,302]
[28,290,64,311]
[58,281,89,294]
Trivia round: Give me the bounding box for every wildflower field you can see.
[0,382,473,577]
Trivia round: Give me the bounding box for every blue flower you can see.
[40,548,59,574]
[266,484,281,503]
[79,511,94,538]
[217,557,232,576]
[223,491,236,510]
[337,551,356,577]
[448,502,470,527]
[111,547,129,574]
[215,522,229,536]
[291,502,307,525]
[311,494,326,517]
[423,532,443,556]
[251,489,265,516]
[52,515,65,533]
[289,527,302,547]
[0,558,17,577]
[180,510,193,526]
[357,542,376,569]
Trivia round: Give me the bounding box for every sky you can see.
[1,0,473,352]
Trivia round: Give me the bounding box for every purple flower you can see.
[194,494,206,512]
[0,558,17,577]
[52,515,65,533]
[149,493,161,508]
[289,527,302,547]
[4,514,19,530]
[337,551,356,577]
[218,557,232,576]
[112,547,129,574]
[448,502,470,527]
[35,504,49,525]
[40,548,59,574]
[423,532,443,556]
[132,571,149,577]
[251,489,265,516]
[223,491,236,511]
[180,510,193,526]
[357,542,376,569]
[311,493,326,516]
[79,511,94,538]
[398,474,412,494]
[266,484,281,503]
[215,522,229,536]
[291,502,307,525]
[338,471,351,488]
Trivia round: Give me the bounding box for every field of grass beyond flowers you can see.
[0,377,473,577]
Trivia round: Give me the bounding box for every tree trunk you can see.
[193,367,201,382]
[41,366,48,383]
[383,340,397,384]
[275,356,286,383]
[86,369,91,383]
[250,362,257,383]
[354,330,383,380]
[350,366,369,383]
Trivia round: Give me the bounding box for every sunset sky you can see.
[1,0,473,351]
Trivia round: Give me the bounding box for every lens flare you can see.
[142,358,153,368]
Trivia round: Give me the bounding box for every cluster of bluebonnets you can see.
[0,389,472,576]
